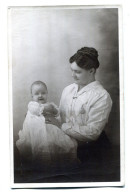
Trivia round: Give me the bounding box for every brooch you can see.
[80,105,86,114]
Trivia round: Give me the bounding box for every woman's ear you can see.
[89,68,96,74]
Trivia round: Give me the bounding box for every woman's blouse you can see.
[59,81,112,142]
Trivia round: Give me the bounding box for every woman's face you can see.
[70,62,93,86]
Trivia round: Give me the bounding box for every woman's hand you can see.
[44,114,61,129]
[62,123,72,132]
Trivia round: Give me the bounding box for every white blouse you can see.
[59,81,112,142]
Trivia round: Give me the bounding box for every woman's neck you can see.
[78,77,95,91]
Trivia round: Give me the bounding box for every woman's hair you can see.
[31,81,47,93]
[69,47,99,70]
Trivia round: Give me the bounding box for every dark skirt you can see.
[77,131,112,167]
[76,131,121,182]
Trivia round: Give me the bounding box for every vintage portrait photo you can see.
[8,6,124,188]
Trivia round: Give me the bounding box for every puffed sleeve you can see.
[62,92,112,142]
[28,101,44,116]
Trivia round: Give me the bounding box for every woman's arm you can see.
[61,93,112,142]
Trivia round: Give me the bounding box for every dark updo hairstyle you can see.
[69,47,99,70]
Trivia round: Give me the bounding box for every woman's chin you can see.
[74,80,80,85]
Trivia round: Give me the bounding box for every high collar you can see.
[74,81,101,95]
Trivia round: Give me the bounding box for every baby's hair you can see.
[31,81,48,93]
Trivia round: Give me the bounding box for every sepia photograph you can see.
[8,6,124,188]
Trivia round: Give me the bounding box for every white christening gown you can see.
[16,101,78,165]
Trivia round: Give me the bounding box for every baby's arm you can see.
[28,101,44,116]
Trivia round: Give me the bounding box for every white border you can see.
[7,4,124,189]
[118,5,125,187]
[8,7,13,188]
[9,6,124,188]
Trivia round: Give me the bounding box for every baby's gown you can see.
[16,102,78,167]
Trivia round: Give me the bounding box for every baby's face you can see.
[32,84,48,104]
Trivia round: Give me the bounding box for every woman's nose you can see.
[72,71,75,77]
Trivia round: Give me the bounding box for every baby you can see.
[16,81,78,167]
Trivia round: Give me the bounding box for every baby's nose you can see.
[39,93,42,97]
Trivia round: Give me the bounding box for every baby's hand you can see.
[43,102,59,116]
[62,123,72,132]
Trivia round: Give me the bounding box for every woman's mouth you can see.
[74,77,78,81]
[74,78,79,82]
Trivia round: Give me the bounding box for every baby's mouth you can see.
[38,98,44,101]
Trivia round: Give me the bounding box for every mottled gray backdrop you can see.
[10,7,119,145]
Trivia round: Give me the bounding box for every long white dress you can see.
[16,101,78,165]
[59,81,112,142]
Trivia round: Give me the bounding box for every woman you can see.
[45,47,112,167]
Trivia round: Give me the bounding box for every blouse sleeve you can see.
[61,92,112,142]
[56,87,67,123]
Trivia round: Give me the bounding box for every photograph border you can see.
[8,4,124,188]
